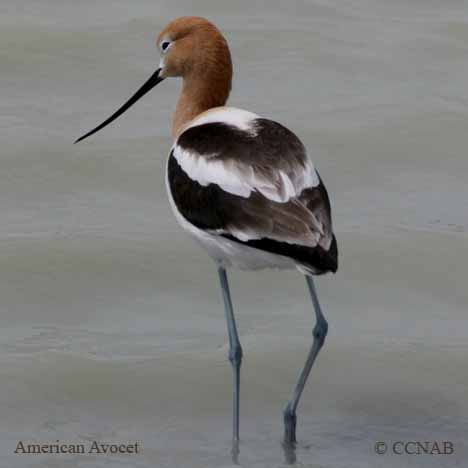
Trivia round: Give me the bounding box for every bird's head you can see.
[156,16,232,81]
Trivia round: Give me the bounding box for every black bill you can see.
[74,68,164,144]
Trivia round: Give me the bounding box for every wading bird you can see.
[75,16,338,446]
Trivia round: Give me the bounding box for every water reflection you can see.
[231,439,240,465]
[282,441,297,465]
[229,439,299,466]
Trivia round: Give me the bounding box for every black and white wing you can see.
[168,109,338,274]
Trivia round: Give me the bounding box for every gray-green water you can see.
[1,1,468,467]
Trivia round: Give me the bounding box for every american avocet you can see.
[75,16,338,445]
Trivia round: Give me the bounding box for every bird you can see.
[75,16,338,447]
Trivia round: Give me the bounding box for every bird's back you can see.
[167,107,338,274]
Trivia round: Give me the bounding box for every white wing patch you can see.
[174,147,251,198]
[173,145,318,202]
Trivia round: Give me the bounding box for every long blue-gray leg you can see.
[283,275,328,444]
[217,266,243,443]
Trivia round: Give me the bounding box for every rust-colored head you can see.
[156,16,232,83]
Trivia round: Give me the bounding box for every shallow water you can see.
[1,0,468,467]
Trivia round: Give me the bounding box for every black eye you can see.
[161,41,171,52]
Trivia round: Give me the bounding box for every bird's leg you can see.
[283,275,328,445]
[217,266,243,443]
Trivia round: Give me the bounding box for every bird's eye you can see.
[161,40,171,52]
